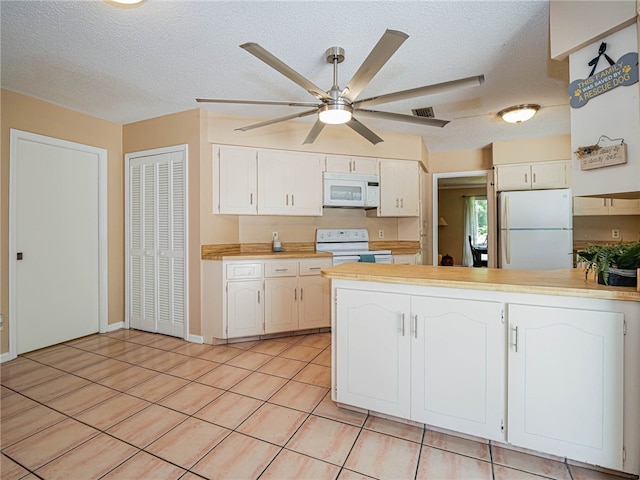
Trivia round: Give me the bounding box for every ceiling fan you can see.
[196,29,484,145]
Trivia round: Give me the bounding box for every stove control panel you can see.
[316,228,370,243]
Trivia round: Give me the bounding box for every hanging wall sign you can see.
[574,136,627,170]
[567,42,638,108]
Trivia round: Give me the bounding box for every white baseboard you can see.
[1,351,17,363]
[187,334,204,344]
[107,321,125,332]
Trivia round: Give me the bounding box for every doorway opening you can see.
[432,171,494,267]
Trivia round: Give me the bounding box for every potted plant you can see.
[576,241,640,286]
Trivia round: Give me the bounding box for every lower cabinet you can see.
[227,280,264,338]
[507,304,624,469]
[202,257,331,341]
[333,284,628,471]
[335,288,504,440]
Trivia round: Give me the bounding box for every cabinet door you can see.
[573,197,609,216]
[379,159,419,217]
[508,304,624,470]
[353,157,378,175]
[335,289,411,418]
[290,153,323,216]
[227,280,264,338]
[217,146,257,214]
[325,155,378,174]
[608,198,640,215]
[257,152,289,215]
[531,161,569,189]
[392,254,417,265]
[264,277,298,333]
[495,164,531,191]
[298,275,330,329]
[411,296,504,441]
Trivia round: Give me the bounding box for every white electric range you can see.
[315,228,392,266]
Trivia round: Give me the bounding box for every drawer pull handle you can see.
[308,267,322,270]
[275,268,289,272]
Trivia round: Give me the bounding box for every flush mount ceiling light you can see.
[318,103,353,125]
[104,0,146,7]
[498,104,540,124]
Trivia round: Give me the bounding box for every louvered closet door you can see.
[128,149,186,338]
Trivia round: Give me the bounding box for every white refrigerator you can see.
[498,189,573,270]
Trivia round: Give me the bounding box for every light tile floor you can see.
[0,330,634,480]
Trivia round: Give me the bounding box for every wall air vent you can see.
[412,106,435,118]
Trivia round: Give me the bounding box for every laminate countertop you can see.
[321,263,640,302]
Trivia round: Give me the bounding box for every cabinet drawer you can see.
[225,262,263,280]
[265,260,298,277]
[299,258,332,276]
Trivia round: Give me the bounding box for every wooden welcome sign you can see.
[576,142,627,170]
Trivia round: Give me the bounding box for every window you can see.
[471,196,487,247]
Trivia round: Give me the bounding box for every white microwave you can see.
[323,172,379,208]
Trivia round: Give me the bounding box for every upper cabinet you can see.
[378,159,420,217]
[325,155,378,175]
[574,197,640,216]
[495,161,571,192]
[257,150,323,216]
[215,145,258,215]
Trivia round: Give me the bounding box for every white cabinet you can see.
[392,254,417,265]
[378,159,420,217]
[508,304,624,470]
[411,296,504,440]
[335,288,504,440]
[325,155,378,175]
[202,257,330,342]
[264,258,331,334]
[574,197,640,216]
[495,161,570,191]
[258,150,323,216]
[227,280,264,338]
[335,289,411,418]
[215,145,257,214]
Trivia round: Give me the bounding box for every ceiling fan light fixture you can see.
[318,104,353,125]
[498,104,540,124]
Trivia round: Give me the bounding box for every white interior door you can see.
[10,130,107,355]
[126,146,187,338]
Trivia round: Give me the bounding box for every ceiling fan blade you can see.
[235,109,318,132]
[303,120,326,144]
[353,74,485,109]
[241,43,332,102]
[196,98,319,108]
[343,29,409,102]
[355,109,449,128]
[346,117,384,145]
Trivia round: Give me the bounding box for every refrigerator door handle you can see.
[505,196,510,264]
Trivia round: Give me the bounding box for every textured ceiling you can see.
[1,0,571,153]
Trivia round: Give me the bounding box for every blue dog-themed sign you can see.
[568,45,638,109]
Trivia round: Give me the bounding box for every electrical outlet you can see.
[612,229,620,239]
[272,232,278,241]
[378,230,384,239]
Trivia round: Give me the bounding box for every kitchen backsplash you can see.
[573,215,640,243]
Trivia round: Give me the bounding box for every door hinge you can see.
[623,320,627,336]
[501,308,505,323]
[622,445,626,462]
[501,419,504,432]
[226,283,228,293]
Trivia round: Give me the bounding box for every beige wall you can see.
[574,215,640,243]
[428,147,492,173]
[1,89,123,354]
[492,135,571,165]
[550,0,637,60]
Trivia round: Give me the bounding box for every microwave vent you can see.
[412,106,435,118]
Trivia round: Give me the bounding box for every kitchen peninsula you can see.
[322,263,639,476]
